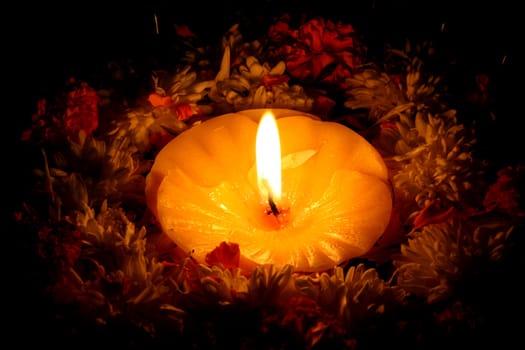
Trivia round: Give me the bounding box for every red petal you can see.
[413,200,456,230]
[174,24,196,38]
[300,18,325,52]
[311,52,335,79]
[172,103,195,121]
[183,257,202,291]
[261,74,290,89]
[205,241,240,270]
[148,93,173,107]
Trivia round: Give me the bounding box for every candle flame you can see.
[256,111,281,202]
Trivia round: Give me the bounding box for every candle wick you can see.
[267,194,281,217]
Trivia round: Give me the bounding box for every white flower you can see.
[209,46,314,111]
[394,218,515,303]
[388,109,481,223]
[295,265,404,327]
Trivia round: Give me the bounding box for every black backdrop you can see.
[12,0,520,149]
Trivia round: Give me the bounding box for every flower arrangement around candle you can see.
[15,10,524,350]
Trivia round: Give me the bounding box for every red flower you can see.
[205,241,240,270]
[37,224,82,270]
[287,48,335,81]
[268,16,366,89]
[483,165,525,217]
[261,74,290,89]
[21,98,63,144]
[267,14,292,42]
[64,81,99,139]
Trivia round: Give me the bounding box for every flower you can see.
[342,43,484,225]
[268,16,367,89]
[20,79,99,145]
[295,264,405,329]
[394,217,515,304]
[109,66,212,153]
[181,261,250,305]
[483,165,525,218]
[33,132,147,213]
[209,44,316,112]
[64,79,99,140]
[37,222,82,271]
[388,109,483,224]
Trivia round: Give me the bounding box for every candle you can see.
[145,109,392,272]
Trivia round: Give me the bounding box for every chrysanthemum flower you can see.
[388,109,482,221]
[344,43,483,225]
[181,262,250,305]
[208,45,315,111]
[394,218,515,304]
[110,66,212,153]
[344,41,444,127]
[295,264,404,328]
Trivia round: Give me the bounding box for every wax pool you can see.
[145,109,392,272]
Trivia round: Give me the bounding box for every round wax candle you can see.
[145,109,392,272]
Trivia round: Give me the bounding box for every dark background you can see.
[10,0,521,158]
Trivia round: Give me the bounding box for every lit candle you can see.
[145,109,392,272]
